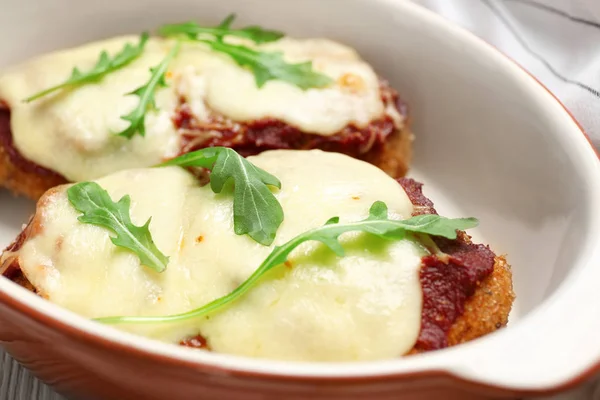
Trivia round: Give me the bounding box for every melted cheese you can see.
[0,36,386,182]
[15,150,423,361]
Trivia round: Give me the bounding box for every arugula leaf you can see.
[95,201,478,325]
[197,39,333,89]
[24,33,149,103]
[161,15,329,89]
[217,13,236,29]
[159,13,284,44]
[159,147,283,246]
[117,41,180,139]
[67,181,169,273]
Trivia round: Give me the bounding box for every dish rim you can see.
[0,0,599,396]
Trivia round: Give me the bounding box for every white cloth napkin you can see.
[415,0,600,150]
[1,1,599,399]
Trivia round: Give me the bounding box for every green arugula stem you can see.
[24,85,69,104]
[94,201,478,325]
[24,33,149,103]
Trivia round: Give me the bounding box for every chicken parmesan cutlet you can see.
[1,150,513,361]
[0,17,412,199]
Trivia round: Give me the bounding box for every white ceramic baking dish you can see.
[0,1,598,399]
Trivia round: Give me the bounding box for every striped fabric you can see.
[1,1,599,399]
[415,0,600,151]
[1,353,64,400]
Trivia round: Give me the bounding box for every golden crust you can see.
[446,254,514,347]
[365,125,413,178]
[406,255,514,354]
[0,137,67,199]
